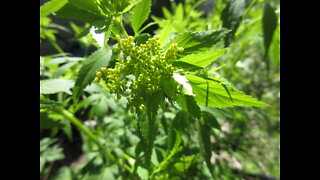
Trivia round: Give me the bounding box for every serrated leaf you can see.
[152,130,182,177]
[137,110,157,166]
[202,111,221,131]
[185,75,269,108]
[69,0,103,14]
[56,3,106,23]
[164,29,230,55]
[73,49,112,101]
[175,49,226,68]
[263,3,278,72]
[40,79,75,95]
[198,120,213,178]
[221,0,246,47]
[40,0,68,18]
[130,0,151,33]
[118,0,143,14]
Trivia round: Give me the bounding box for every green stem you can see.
[53,107,116,162]
[136,22,158,37]
[115,15,129,38]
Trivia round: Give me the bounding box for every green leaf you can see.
[165,29,230,55]
[40,79,75,95]
[137,110,158,166]
[167,110,191,150]
[90,18,114,48]
[137,166,149,180]
[40,138,65,162]
[221,0,246,47]
[176,95,201,119]
[135,33,152,45]
[40,0,68,18]
[40,94,62,109]
[202,111,221,131]
[56,3,106,23]
[68,0,103,14]
[160,77,177,98]
[73,48,112,101]
[157,20,174,47]
[130,0,151,34]
[185,75,269,108]
[40,112,65,129]
[173,154,198,173]
[151,130,182,177]
[52,61,77,78]
[263,3,278,71]
[198,120,214,178]
[173,73,195,96]
[50,166,73,180]
[175,49,227,68]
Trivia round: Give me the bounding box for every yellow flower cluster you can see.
[94,35,184,113]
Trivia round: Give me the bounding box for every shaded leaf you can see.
[40,112,65,129]
[135,33,152,45]
[202,111,221,131]
[263,3,278,72]
[198,120,214,178]
[73,48,112,101]
[173,154,198,173]
[221,0,246,47]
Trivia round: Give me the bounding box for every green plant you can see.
[40,0,279,179]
